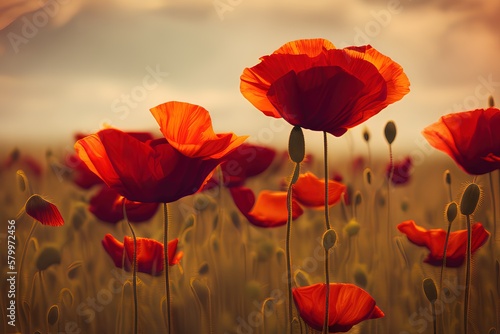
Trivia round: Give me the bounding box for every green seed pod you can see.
[446,202,458,224]
[183,214,195,230]
[364,168,372,186]
[459,183,481,215]
[362,127,370,142]
[401,199,409,212]
[489,96,495,107]
[36,246,61,271]
[344,219,360,237]
[47,305,59,326]
[423,277,438,304]
[293,270,311,287]
[444,170,451,185]
[198,262,209,276]
[354,191,362,207]
[16,170,28,192]
[288,126,305,163]
[322,228,338,250]
[384,121,397,145]
[353,267,368,288]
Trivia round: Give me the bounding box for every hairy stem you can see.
[163,203,172,334]
[123,201,138,334]
[464,214,472,334]
[286,163,299,332]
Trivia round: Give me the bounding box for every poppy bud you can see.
[446,202,458,224]
[364,168,372,186]
[70,203,87,231]
[363,127,370,142]
[184,214,195,229]
[353,267,368,288]
[354,191,362,207]
[59,288,74,308]
[245,280,262,300]
[322,228,338,250]
[422,277,437,304]
[444,170,451,185]
[401,199,409,212]
[47,305,59,326]
[196,262,208,276]
[288,126,305,163]
[36,246,62,271]
[344,219,360,237]
[384,121,397,145]
[230,211,241,231]
[256,239,275,262]
[489,96,495,107]
[460,183,481,215]
[294,270,311,287]
[16,170,29,193]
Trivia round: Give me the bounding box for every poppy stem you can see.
[323,131,330,334]
[18,219,37,334]
[386,142,394,332]
[163,202,172,334]
[464,214,472,334]
[286,163,299,333]
[122,200,138,334]
[439,217,453,332]
[489,172,497,244]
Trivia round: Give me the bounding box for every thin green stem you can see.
[163,203,172,334]
[18,219,37,334]
[123,201,138,334]
[490,172,497,244]
[464,214,472,334]
[286,163,299,333]
[439,218,453,334]
[323,132,330,334]
[432,303,437,334]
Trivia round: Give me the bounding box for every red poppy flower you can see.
[422,108,500,175]
[150,101,247,159]
[229,186,303,228]
[75,128,222,203]
[67,132,155,190]
[89,187,159,224]
[101,234,182,275]
[203,143,276,190]
[397,220,490,267]
[293,283,384,332]
[387,156,412,186]
[292,173,346,209]
[25,194,64,226]
[241,39,410,136]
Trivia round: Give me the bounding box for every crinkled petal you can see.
[25,195,64,226]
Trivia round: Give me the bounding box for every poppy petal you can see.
[397,220,490,267]
[25,195,64,226]
[101,234,125,269]
[293,172,346,208]
[293,283,384,332]
[150,101,247,159]
[273,38,336,56]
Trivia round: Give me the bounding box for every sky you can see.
[0,0,499,158]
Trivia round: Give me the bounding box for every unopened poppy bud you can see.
[344,219,360,237]
[47,305,59,326]
[354,191,362,206]
[444,170,451,185]
[245,280,262,300]
[294,270,311,287]
[446,201,458,223]
[364,168,372,186]
[322,228,338,250]
[16,170,28,192]
[384,121,397,145]
[460,183,481,215]
[230,211,241,231]
[198,262,209,276]
[184,214,195,229]
[422,277,437,304]
[489,96,495,107]
[70,203,87,231]
[363,127,370,142]
[489,328,497,334]
[36,246,61,271]
[353,267,368,288]
[288,126,305,163]
[257,239,275,262]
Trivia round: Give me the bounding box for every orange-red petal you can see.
[150,101,247,159]
[293,172,346,208]
[397,220,490,267]
[25,195,64,227]
[293,283,384,332]
[230,187,303,228]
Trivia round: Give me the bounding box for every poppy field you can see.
[1,38,499,334]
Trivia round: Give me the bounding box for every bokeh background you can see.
[0,0,499,157]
